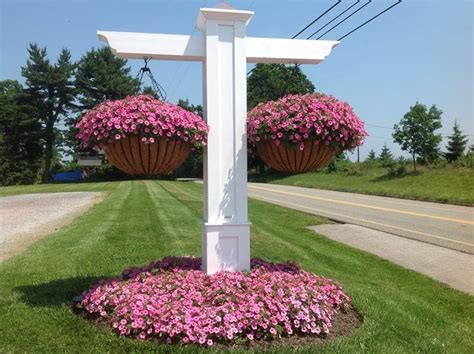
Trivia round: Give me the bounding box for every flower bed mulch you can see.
[75,257,362,348]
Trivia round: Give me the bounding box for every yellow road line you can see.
[250,194,474,248]
[249,185,474,225]
[290,186,473,214]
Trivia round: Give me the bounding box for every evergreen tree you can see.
[378,143,395,167]
[444,120,468,162]
[468,144,474,169]
[178,98,203,117]
[0,80,43,185]
[75,47,140,110]
[393,102,442,171]
[21,44,75,183]
[247,63,315,109]
[174,99,204,178]
[142,86,157,97]
[67,47,140,157]
[366,149,377,162]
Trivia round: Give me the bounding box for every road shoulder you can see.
[310,224,474,295]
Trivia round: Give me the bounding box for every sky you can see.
[1,0,473,159]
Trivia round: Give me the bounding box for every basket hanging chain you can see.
[136,58,167,101]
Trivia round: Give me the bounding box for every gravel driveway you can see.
[0,192,104,263]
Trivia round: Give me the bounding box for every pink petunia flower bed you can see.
[76,95,208,150]
[76,257,352,346]
[247,93,367,151]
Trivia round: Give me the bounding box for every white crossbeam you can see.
[97,31,338,64]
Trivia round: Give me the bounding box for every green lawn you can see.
[0,180,473,352]
[251,166,474,205]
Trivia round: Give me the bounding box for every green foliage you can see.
[378,143,395,168]
[444,120,468,162]
[173,99,204,178]
[365,149,377,162]
[177,98,203,117]
[386,164,408,177]
[326,152,348,173]
[74,47,140,110]
[82,163,129,182]
[0,80,43,185]
[21,44,76,183]
[142,86,157,97]
[174,150,204,178]
[247,63,315,109]
[393,102,443,171]
[67,47,140,158]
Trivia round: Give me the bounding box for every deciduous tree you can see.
[393,102,442,171]
[247,64,315,109]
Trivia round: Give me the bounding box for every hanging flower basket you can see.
[247,93,367,173]
[76,95,208,176]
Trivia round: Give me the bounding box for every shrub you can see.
[387,165,407,177]
[76,95,208,151]
[77,257,352,346]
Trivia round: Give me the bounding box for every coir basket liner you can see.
[105,135,191,176]
[256,140,337,173]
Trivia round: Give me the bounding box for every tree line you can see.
[362,108,472,172]
[392,103,471,171]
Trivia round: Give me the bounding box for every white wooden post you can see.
[198,7,254,274]
[96,3,339,275]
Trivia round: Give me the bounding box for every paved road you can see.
[248,183,474,254]
[0,192,103,263]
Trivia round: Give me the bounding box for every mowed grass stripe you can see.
[145,180,200,255]
[157,181,203,218]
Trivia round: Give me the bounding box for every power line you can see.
[365,123,474,141]
[315,0,373,40]
[338,0,402,41]
[247,0,342,76]
[167,0,206,101]
[247,1,401,76]
[306,0,362,40]
[247,0,256,11]
[366,123,393,130]
[292,1,342,39]
[367,135,391,140]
